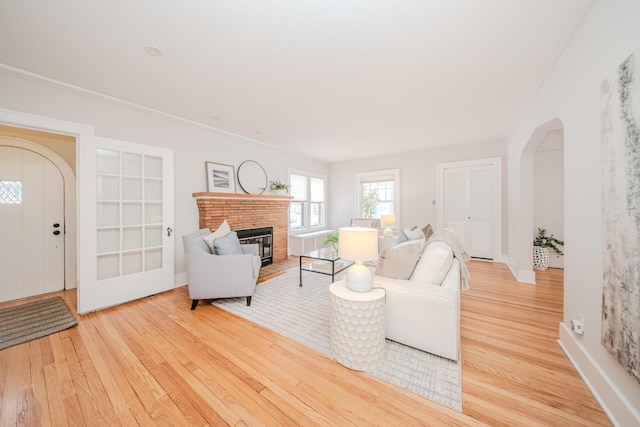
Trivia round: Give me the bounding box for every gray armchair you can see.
[183,229,261,310]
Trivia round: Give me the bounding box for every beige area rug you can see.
[213,267,462,412]
[257,257,299,282]
[0,297,78,350]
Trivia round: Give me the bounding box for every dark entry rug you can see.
[0,297,77,350]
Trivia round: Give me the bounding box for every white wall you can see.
[506,0,640,424]
[0,71,328,285]
[329,139,507,252]
[534,129,564,268]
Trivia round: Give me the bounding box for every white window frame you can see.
[355,169,400,220]
[288,168,327,234]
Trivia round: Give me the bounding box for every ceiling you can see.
[0,0,588,162]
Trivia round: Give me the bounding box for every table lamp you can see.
[338,227,379,292]
[380,214,396,238]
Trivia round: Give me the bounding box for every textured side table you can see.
[329,280,385,371]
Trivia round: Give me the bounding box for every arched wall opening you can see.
[517,117,564,284]
[0,136,77,289]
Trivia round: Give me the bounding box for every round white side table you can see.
[329,280,385,371]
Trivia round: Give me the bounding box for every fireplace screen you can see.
[236,226,273,266]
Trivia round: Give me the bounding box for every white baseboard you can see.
[517,269,536,284]
[174,272,188,288]
[502,255,536,283]
[558,323,639,427]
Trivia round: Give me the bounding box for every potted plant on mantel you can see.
[533,228,564,270]
[268,179,291,196]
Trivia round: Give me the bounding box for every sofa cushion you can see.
[203,220,232,253]
[213,231,243,255]
[410,241,453,285]
[375,240,423,279]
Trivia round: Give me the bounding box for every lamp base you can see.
[346,262,373,292]
[383,227,393,238]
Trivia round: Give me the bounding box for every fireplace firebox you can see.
[236,226,273,266]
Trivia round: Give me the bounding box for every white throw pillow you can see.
[403,227,424,241]
[375,240,423,279]
[203,220,232,253]
[410,241,453,285]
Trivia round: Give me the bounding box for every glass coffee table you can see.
[299,248,354,286]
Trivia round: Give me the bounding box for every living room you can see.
[1,1,639,425]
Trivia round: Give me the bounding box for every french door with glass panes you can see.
[78,135,174,314]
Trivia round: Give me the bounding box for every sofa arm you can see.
[373,271,460,361]
[440,258,461,290]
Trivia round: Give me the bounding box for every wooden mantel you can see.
[192,192,293,201]
[193,192,292,262]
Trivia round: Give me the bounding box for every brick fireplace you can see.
[192,192,292,262]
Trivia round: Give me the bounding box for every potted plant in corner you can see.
[268,179,291,195]
[533,228,564,270]
[323,233,339,254]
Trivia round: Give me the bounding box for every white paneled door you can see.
[438,158,501,261]
[0,147,64,303]
[78,135,174,314]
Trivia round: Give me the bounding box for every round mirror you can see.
[237,160,267,194]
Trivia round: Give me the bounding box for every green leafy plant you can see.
[323,233,339,251]
[362,190,379,219]
[533,228,564,255]
[268,179,291,192]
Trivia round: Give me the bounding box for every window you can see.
[289,170,326,231]
[356,169,399,219]
[0,180,22,204]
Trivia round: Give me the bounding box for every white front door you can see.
[0,147,64,303]
[438,158,501,261]
[78,135,174,314]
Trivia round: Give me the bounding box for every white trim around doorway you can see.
[436,157,502,263]
[0,108,95,289]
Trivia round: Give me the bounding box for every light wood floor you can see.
[0,260,611,426]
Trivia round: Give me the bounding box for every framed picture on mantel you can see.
[205,162,236,193]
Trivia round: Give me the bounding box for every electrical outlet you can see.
[570,317,585,335]
[579,313,585,333]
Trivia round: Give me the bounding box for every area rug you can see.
[213,267,462,412]
[0,297,78,350]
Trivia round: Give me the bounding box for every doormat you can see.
[0,297,77,350]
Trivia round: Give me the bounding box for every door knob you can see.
[53,230,61,235]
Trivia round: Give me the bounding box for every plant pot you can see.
[273,189,288,196]
[533,246,550,270]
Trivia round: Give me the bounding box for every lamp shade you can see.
[380,214,396,227]
[338,227,379,262]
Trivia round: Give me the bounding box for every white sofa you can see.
[374,241,461,361]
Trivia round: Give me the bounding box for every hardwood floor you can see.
[0,260,611,426]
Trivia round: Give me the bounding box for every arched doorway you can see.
[0,137,77,295]
[517,118,564,283]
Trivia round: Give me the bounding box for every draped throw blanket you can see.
[427,229,471,291]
